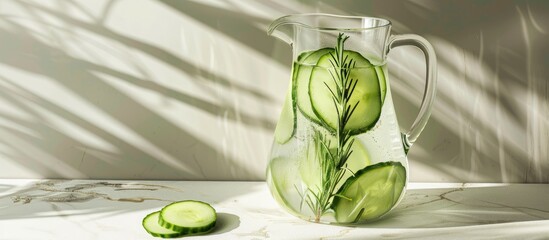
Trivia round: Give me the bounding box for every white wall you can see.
[0,0,547,182]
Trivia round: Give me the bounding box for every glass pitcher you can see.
[266,14,437,224]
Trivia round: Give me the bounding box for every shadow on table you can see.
[208,213,240,236]
[0,180,256,225]
[0,184,14,193]
[363,184,549,229]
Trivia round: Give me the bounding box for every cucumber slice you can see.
[296,49,315,63]
[267,157,301,214]
[274,83,295,144]
[332,161,406,223]
[375,66,387,104]
[159,200,216,235]
[299,136,371,195]
[340,138,371,183]
[143,211,184,238]
[295,48,333,123]
[309,50,382,135]
[274,51,317,144]
[298,139,324,194]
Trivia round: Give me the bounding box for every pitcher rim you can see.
[268,13,392,34]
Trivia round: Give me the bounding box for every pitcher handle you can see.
[387,34,437,152]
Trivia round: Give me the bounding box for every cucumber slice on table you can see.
[159,200,216,235]
[332,161,406,223]
[143,211,184,238]
[309,50,382,135]
[295,48,333,123]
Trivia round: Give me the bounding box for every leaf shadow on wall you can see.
[304,0,549,182]
[0,0,284,181]
[0,0,548,185]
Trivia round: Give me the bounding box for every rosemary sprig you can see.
[303,33,361,222]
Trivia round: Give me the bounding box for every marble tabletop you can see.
[0,180,548,240]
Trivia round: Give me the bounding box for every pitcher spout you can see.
[267,15,299,45]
